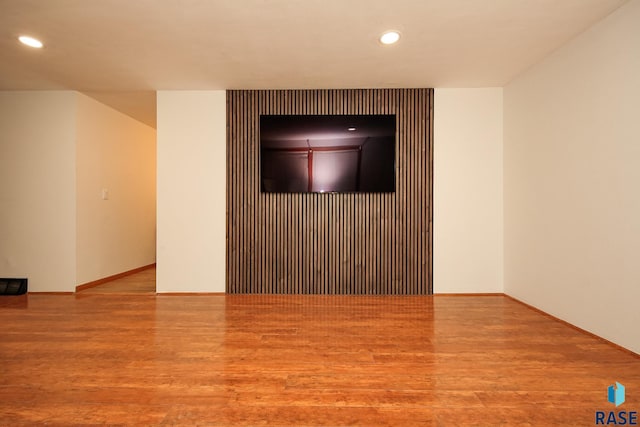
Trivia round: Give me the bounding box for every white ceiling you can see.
[0,0,628,128]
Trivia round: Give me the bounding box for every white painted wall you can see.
[504,0,640,354]
[433,88,504,293]
[0,92,77,292]
[76,93,156,285]
[156,91,226,293]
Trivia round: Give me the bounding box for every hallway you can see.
[77,267,156,295]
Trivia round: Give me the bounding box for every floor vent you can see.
[0,278,28,295]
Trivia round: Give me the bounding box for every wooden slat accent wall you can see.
[227,89,433,294]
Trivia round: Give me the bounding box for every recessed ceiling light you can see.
[380,31,400,45]
[18,36,43,48]
[348,126,357,131]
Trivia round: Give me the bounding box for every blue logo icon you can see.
[608,382,626,407]
[596,382,636,425]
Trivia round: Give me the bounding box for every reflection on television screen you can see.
[260,115,396,193]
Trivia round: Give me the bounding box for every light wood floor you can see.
[0,294,638,426]
[77,267,156,294]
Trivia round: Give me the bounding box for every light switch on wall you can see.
[101,188,109,200]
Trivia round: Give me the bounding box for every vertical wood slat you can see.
[227,89,433,294]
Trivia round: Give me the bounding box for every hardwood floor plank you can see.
[0,294,638,426]
[77,266,156,294]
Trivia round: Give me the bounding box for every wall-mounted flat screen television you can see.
[260,114,396,193]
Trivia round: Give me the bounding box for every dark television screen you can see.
[260,114,396,193]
